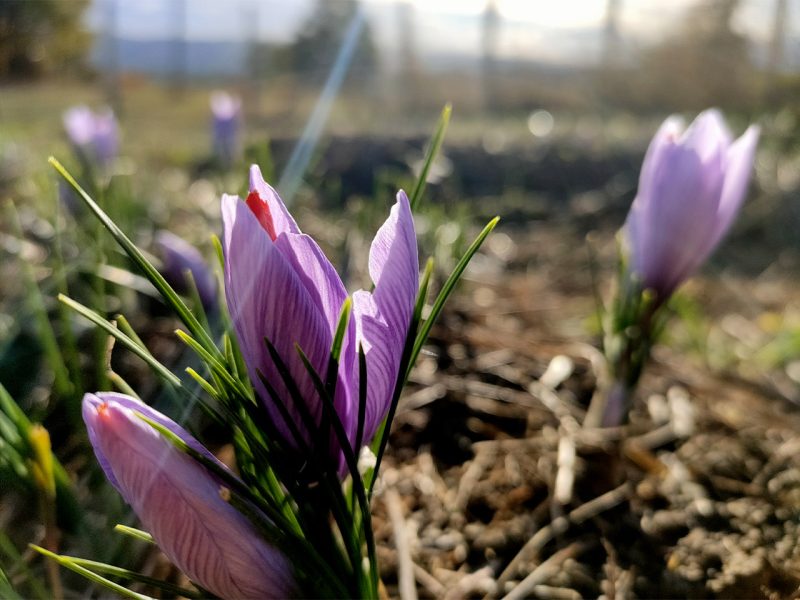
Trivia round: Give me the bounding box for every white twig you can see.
[386,489,418,600]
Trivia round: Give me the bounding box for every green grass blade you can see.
[174,330,249,400]
[0,564,24,600]
[113,315,148,351]
[185,368,221,401]
[30,545,153,600]
[368,260,432,498]
[409,217,499,372]
[66,556,204,599]
[59,294,181,387]
[295,347,378,595]
[409,104,451,211]
[113,524,154,544]
[49,157,221,361]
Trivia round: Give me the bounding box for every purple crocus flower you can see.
[83,392,295,599]
[63,105,119,169]
[155,230,218,311]
[211,91,242,168]
[223,165,418,471]
[624,109,759,300]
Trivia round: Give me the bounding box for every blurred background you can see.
[4,1,800,597]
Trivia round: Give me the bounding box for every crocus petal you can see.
[211,92,241,168]
[352,290,395,441]
[369,191,419,336]
[249,165,300,237]
[626,115,726,297]
[275,232,357,440]
[223,194,334,445]
[353,191,419,442]
[63,106,94,147]
[83,393,294,599]
[680,109,732,162]
[711,124,760,246]
[63,105,118,168]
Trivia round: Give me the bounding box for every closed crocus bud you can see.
[211,91,242,168]
[223,165,418,473]
[63,105,119,169]
[83,392,295,599]
[624,109,759,301]
[154,230,218,311]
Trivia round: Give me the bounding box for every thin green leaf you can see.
[185,368,221,401]
[329,298,351,365]
[354,343,368,459]
[409,104,452,211]
[113,524,154,544]
[0,532,48,600]
[49,157,221,361]
[183,268,211,333]
[107,371,140,398]
[30,545,153,600]
[59,294,181,387]
[174,329,249,400]
[295,347,378,596]
[223,335,240,381]
[262,339,320,452]
[65,556,204,599]
[0,565,23,600]
[367,258,433,496]
[409,217,499,371]
[0,383,31,436]
[211,234,225,277]
[114,314,148,351]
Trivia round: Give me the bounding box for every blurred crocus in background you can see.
[62,105,119,170]
[624,109,760,301]
[210,91,242,169]
[587,109,760,428]
[83,392,295,599]
[155,230,217,312]
[224,165,418,472]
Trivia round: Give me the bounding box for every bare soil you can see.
[373,223,800,599]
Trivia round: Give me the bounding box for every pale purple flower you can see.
[223,165,418,470]
[155,230,217,311]
[624,109,759,300]
[63,105,119,169]
[83,392,294,599]
[211,91,242,168]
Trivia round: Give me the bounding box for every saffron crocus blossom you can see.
[63,105,119,169]
[211,91,242,168]
[223,166,418,471]
[83,392,294,599]
[155,230,217,311]
[624,109,759,301]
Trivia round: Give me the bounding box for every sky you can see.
[85,0,799,68]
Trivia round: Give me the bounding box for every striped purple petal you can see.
[82,392,294,599]
[353,191,419,442]
[624,109,758,299]
[223,194,343,447]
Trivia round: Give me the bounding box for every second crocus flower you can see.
[154,230,218,312]
[211,91,242,169]
[624,109,759,301]
[223,165,418,472]
[63,105,119,170]
[83,392,295,599]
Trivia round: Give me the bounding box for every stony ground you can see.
[373,221,800,599]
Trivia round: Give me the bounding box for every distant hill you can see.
[91,38,248,78]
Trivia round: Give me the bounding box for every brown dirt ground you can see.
[373,222,800,600]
